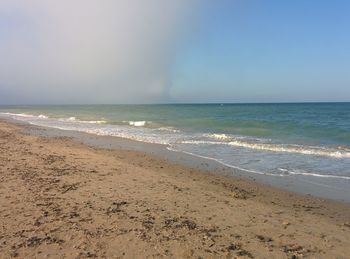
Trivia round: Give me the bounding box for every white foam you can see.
[3,112,49,120]
[74,119,107,124]
[58,116,106,124]
[278,168,350,180]
[83,127,170,145]
[181,140,223,145]
[227,140,350,158]
[179,139,350,159]
[158,127,180,133]
[1,112,36,118]
[82,120,107,124]
[128,121,147,127]
[207,133,232,141]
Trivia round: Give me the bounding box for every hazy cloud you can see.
[0,1,197,104]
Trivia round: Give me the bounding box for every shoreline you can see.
[15,115,350,203]
[1,119,350,258]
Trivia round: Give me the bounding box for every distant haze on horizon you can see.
[0,1,350,104]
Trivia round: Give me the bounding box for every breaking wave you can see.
[180,140,350,159]
[2,112,107,124]
[127,121,147,127]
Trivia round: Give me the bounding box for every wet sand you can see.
[0,119,350,258]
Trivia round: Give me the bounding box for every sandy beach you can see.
[0,119,350,258]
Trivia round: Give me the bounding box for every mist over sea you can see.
[1,103,350,195]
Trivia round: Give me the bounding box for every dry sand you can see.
[0,119,350,258]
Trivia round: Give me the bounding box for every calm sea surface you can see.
[1,103,350,190]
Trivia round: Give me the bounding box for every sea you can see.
[1,103,350,199]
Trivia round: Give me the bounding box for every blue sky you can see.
[0,1,349,104]
[172,0,350,103]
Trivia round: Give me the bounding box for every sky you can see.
[0,0,350,104]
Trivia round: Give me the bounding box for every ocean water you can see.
[1,103,350,186]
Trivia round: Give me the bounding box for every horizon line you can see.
[0,101,350,106]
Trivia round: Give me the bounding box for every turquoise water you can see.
[1,103,350,185]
